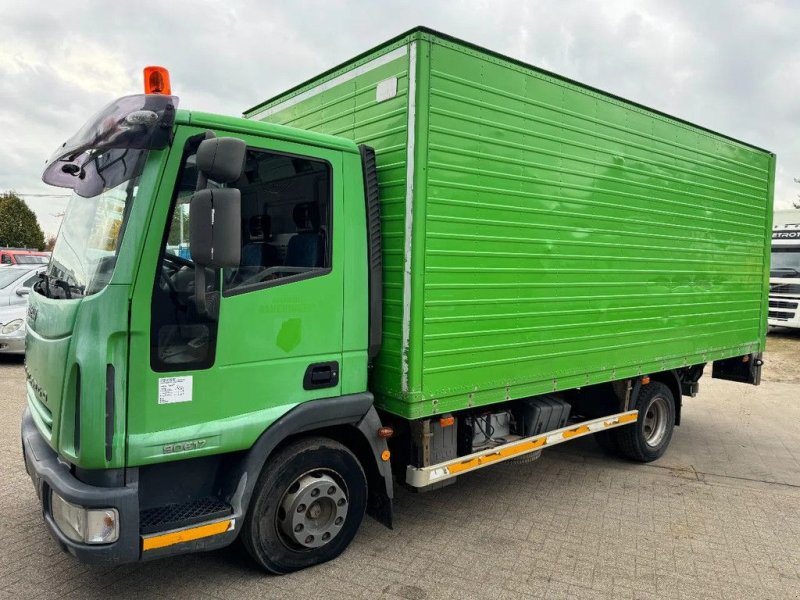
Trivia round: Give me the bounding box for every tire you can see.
[594,430,621,456]
[241,437,367,574]
[613,381,676,462]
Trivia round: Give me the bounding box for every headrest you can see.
[292,202,320,231]
[247,215,262,236]
[245,214,271,240]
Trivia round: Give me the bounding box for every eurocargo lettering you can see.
[22,28,773,573]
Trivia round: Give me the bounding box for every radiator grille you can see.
[769,311,795,320]
[769,300,798,310]
[770,283,800,295]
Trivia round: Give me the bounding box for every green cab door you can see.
[126,125,345,466]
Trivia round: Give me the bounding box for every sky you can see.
[0,0,797,237]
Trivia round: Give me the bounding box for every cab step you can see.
[139,496,232,534]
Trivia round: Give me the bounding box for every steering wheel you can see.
[159,266,179,295]
[160,253,194,305]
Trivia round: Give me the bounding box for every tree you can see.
[0,192,46,250]
[167,203,190,246]
[45,235,57,251]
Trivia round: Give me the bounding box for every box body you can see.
[246,28,775,420]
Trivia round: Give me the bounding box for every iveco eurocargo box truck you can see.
[23,28,773,573]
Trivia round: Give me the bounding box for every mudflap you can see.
[712,352,763,385]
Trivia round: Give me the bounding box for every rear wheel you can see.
[242,437,367,574]
[614,381,676,462]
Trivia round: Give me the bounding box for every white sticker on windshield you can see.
[158,376,193,404]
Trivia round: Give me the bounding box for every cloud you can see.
[0,0,796,236]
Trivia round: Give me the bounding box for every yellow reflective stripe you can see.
[447,436,547,475]
[445,412,638,476]
[616,412,639,425]
[142,518,234,551]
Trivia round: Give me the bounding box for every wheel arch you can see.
[225,393,393,530]
[647,370,682,426]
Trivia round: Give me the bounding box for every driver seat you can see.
[285,203,323,268]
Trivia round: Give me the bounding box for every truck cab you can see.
[22,87,390,572]
[769,213,800,329]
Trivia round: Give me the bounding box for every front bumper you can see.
[21,408,140,564]
[0,330,25,354]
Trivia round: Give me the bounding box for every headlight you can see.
[1,319,23,334]
[51,492,119,544]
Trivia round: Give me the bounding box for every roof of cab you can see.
[175,110,360,154]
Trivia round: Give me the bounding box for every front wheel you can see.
[241,437,367,574]
[614,381,676,462]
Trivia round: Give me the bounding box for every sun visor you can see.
[42,94,178,196]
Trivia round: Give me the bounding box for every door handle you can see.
[303,361,339,390]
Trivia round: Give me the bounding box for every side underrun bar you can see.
[406,410,638,488]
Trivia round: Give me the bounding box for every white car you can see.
[0,265,45,306]
[0,304,26,354]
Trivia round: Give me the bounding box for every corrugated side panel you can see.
[247,41,412,398]
[411,36,773,418]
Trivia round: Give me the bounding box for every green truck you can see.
[22,28,773,573]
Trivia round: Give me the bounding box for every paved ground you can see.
[1,331,799,600]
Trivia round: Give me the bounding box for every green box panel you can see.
[247,28,774,419]
[415,35,772,418]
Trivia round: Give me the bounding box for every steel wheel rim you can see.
[642,395,669,448]
[276,470,349,550]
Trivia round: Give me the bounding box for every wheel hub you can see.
[278,472,348,549]
[643,395,669,448]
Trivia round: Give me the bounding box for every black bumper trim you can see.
[21,408,141,565]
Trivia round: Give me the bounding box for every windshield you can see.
[44,148,149,298]
[15,255,48,264]
[771,246,800,276]
[0,270,25,289]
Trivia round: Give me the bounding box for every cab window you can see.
[223,149,331,295]
[150,136,220,372]
[150,138,333,372]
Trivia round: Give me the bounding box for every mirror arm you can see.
[194,266,207,315]
[196,171,208,191]
[195,130,216,192]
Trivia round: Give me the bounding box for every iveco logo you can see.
[26,304,38,325]
[24,365,48,405]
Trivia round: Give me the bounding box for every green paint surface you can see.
[250,28,774,419]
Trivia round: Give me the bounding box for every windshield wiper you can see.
[35,272,51,298]
[35,272,84,299]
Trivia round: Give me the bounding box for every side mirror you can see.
[189,188,242,269]
[16,287,30,297]
[196,137,247,185]
[189,136,246,314]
